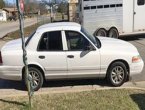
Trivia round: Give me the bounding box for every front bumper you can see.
[0,65,22,81]
[130,59,144,76]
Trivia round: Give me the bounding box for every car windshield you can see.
[81,27,100,47]
[25,31,36,46]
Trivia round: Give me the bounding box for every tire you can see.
[107,62,127,87]
[24,67,44,91]
[95,28,107,37]
[108,28,119,38]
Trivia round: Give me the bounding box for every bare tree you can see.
[0,0,5,9]
[41,0,57,22]
[57,1,68,20]
[24,2,39,14]
[39,3,48,15]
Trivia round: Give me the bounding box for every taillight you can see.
[0,51,2,64]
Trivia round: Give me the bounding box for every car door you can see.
[37,31,67,79]
[64,30,101,78]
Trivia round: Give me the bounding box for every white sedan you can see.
[0,22,144,91]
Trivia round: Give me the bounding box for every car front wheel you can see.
[107,62,127,87]
[24,67,44,91]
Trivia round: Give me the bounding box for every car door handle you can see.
[39,56,45,59]
[67,55,74,58]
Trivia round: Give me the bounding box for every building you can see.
[68,0,78,21]
[0,9,7,21]
[3,8,18,17]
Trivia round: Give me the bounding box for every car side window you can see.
[138,0,145,5]
[38,31,63,51]
[65,31,93,51]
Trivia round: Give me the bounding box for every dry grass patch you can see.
[0,89,145,110]
[3,24,39,40]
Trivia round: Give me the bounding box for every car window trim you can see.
[37,30,64,52]
[64,30,96,51]
[81,27,101,48]
[25,31,36,46]
[79,31,97,51]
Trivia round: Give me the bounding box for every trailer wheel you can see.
[95,28,107,37]
[108,28,119,39]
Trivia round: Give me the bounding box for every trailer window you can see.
[84,6,90,10]
[116,4,123,7]
[110,4,116,8]
[104,5,109,8]
[97,5,103,9]
[91,6,96,9]
[138,0,145,5]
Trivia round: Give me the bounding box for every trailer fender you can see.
[108,27,119,39]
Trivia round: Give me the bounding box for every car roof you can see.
[37,22,81,32]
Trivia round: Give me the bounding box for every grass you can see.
[0,89,145,110]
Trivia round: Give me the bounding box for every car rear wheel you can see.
[107,62,127,87]
[24,67,44,91]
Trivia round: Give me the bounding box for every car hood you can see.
[98,37,138,54]
[1,38,28,51]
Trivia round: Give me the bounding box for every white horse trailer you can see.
[78,0,145,38]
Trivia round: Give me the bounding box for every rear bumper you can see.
[130,60,144,76]
[0,65,22,81]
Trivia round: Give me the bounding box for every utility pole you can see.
[50,0,53,22]
[50,5,53,22]
[16,0,33,109]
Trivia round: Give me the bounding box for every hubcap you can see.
[29,70,40,89]
[111,66,124,84]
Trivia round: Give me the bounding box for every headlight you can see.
[132,55,141,63]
